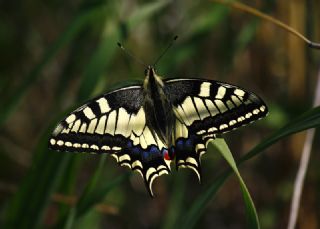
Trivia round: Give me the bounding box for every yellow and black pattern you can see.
[165,79,267,133]
[165,78,268,179]
[49,66,268,196]
[49,85,172,196]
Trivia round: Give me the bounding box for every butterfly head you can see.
[144,65,155,77]
[143,66,164,88]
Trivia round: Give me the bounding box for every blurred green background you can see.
[0,0,320,228]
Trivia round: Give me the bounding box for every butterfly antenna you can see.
[117,42,147,68]
[153,35,178,67]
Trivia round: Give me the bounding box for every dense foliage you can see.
[1,0,319,228]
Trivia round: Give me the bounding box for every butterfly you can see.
[48,65,268,196]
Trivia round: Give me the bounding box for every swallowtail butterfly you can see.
[49,66,268,196]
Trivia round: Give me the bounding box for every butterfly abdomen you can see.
[143,66,176,146]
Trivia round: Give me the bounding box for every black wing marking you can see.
[165,78,268,178]
[173,119,208,181]
[48,85,171,196]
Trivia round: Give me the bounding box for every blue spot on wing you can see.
[173,134,204,178]
[121,139,171,196]
[175,136,197,152]
[185,139,194,151]
[127,141,133,148]
[176,139,184,151]
[142,151,149,160]
[150,145,160,154]
[141,146,162,162]
[131,146,140,156]
[124,139,166,163]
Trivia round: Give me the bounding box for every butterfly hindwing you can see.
[48,85,171,196]
[173,119,207,181]
[165,79,268,177]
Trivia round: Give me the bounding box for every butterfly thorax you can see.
[143,66,175,147]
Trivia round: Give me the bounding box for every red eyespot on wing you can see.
[163,148,175,160]
[163,149,171,160]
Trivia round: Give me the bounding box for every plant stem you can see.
[287,66,320,229]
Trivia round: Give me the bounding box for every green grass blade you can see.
[55,172,130,228]
[59,155,128,227]
[59,155,129,226]
[213,138,260,229]
[4,134,72,229]
[187,4,230,37]
[177,106,320,228]
[3,5,111,227]
[76,173,130,218]
[63,207,77,229]
[240,106,320,163]
[70,154,108,221]
[179,139,260,229]
[235,19,259,52]
[161,174,187,229]
[77,31,119,102]
[128,0,171,29]
[177,172,228,229]
[0,4,109,127]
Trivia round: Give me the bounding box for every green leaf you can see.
[0,4,110,127]
[240,106,320,163]
[76,173,130,218]
[54,166,130,229]
[128,0,171,29]
[63,207,77,229]
[187,4,230,37]
[60,156,130,228]
[76,27,119,102]
[177,106,320,228]
[4,138,72,229]
[235,19,259,52]
[212,138,260,229]
[176,171,228,229]
[3,4,113,228]
[179,139,260,229]
[161,174,187,229]
[70,154,108,219]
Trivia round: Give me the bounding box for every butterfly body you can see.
[143,66,176,147]
[49,67,268,196]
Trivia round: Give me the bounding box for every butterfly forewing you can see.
[165,79,268,176]
[49,85,171,196]
[49,85,143,152]
[165,79,268,134]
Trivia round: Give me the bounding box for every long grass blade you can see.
[0,4,109,127]
[213,138,260,229]
[177,106,320,228]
